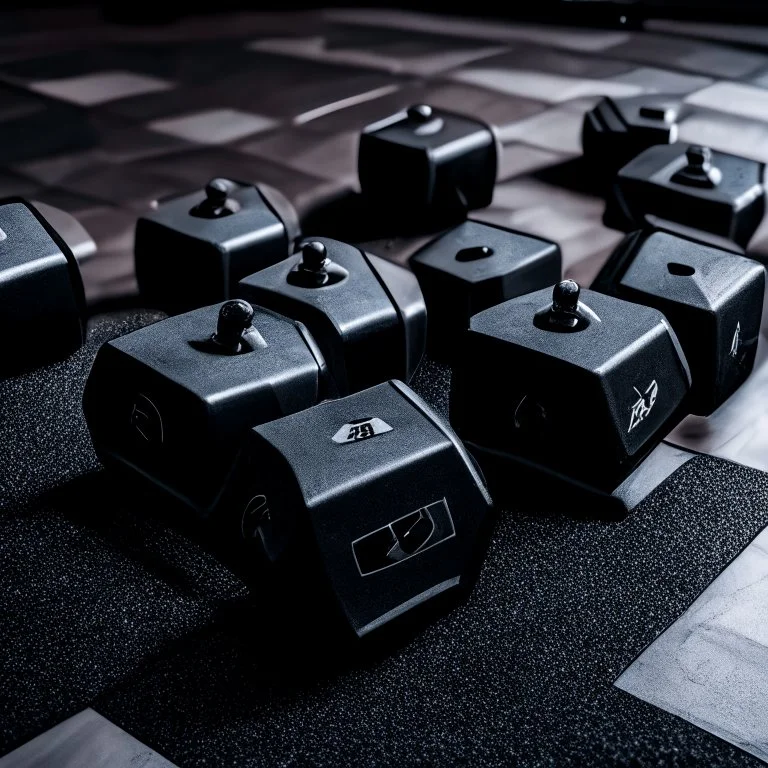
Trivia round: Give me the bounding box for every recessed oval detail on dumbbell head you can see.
[455,245,494,262]
[667,262,696,276]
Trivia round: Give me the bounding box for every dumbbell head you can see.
[135,179,300,314]
[410,220,561,360]
[592,230,766,415]
[582,94,685,179]
[604,143,766,250]
[83,300,328,515]
[238,237,426,394]
[450,281,691,496]
[0,197,85,375]
[358,104,498,224]
[220,380,493,639]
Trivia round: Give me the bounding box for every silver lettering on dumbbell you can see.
[332,417,393,444]
[130,393,164,444]
[628,380,658,433]
[730,322,741,359]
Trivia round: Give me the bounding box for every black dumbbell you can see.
[83,299,330,515]
[605,143,766,250]
[358,104,499,225]
[410,220,561,360]
[135,178,300,314]
[0,197,86,375]
[238,237,426,394]
[220,379,493,639]
[592,229,766,416]
[582,94,686,180]
[451,280,691,507]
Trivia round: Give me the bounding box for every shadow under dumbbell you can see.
[48,469,475,683]
[467,441,697,523]
[532,156,608,198]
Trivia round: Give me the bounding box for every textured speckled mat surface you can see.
[2,7,768,766]
[0,311,765,766]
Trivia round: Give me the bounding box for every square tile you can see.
[56,163,187,212]
[298,81,545,135]
[684,81,768,122]
[609,66,713,95]
[603,34,765,79]
[0,46,170,81]
[615,522,768,765]
[148,109,279,145]
[247,28,507,77]
[238,129,359,186]
[12,151,105,186]
[30,71,175,106]
[0,86,97,164]
[450,68,643,105]
[647,18,768,49]
[678,112,768,163]
[496,107,586,155]
[323,9,631,52]
[496,144,564,182]
[464,46,634,80]
[488,177,604,219]
[106,54,401,125]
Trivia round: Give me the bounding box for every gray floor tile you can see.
[30,71,175,106]
[684,81,768,122]
[496,144,565,181]
[678,111,768,163]
[496,107,586,154]
[246,32,507,77]
[149,108,279,144]
[451,67,643,105]
[603,34,766,79]
[323,9,631,52]
[610,66,713,95]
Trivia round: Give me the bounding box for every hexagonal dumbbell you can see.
[135,178,300,314]
[219,380,493,639]
[238,237,426,394]
[592,230,766,416]
[582,94,686,180]
[410,220,561,360]
[358,104,499,225]
[605,143,766,250]
[451,280,691,503]
[0,197,86,374]
[83,299,329,515]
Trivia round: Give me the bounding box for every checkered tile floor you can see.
[4,7,768,303]
[4,7,768,470]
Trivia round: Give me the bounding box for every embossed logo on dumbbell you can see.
[241,494,270,540]
[129,393,164,444]
[628,380,658,433]
[332,417,393,444]
[729,322,741,359]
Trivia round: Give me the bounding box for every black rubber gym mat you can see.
[0,311,765,766]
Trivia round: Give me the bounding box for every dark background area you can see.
[7,2,768,28]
